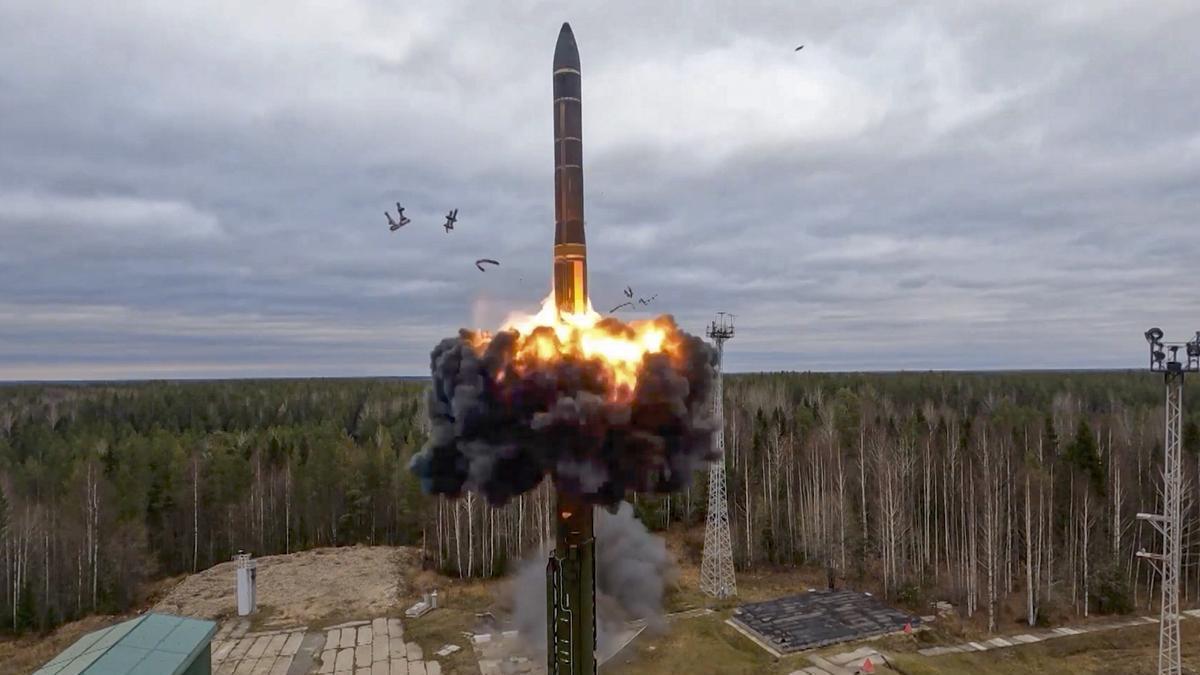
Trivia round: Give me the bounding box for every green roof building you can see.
[33,613,217,675]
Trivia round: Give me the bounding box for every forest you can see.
[1,371,1198,635]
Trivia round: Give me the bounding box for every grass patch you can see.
[402,581,495,675]
[602,612,810,675]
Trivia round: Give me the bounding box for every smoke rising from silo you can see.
[511,502,675,658]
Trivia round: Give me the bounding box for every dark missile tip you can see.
[554,22,580,70]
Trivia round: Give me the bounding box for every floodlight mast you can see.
[1136,328,1199,675]
[700,312,737,599]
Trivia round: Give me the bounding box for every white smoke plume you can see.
[511,502,675,660]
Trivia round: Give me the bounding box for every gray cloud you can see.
[2,1,1198,379]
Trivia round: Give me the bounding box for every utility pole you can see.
[701,312,737,599]
[1136,328,1199,675]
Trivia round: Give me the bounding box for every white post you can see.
[235,552,257,616]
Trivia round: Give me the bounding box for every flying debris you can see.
[795,45,804,51]
[443,208,458,233]
[386,203,410,231]
[475,258,500,272]
[608,301,634,313]
[623,286,633,299]
[637,293,658,306]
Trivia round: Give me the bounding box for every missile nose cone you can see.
[554,22,580,70]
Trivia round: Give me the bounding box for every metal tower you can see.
[701,312,737,599]
[1136,328,1199,675]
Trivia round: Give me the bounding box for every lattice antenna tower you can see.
[1136,328,1200,675]
[701,312,737,598]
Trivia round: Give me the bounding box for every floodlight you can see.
[1188,342,1200,358]
[1146,327,1164,344]
[1154,350,1166,363]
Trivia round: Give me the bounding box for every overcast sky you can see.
[2,1,1199,380]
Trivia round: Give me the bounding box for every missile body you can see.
[546,492,596,675]
[553,22,588,316]
[547,22,597,675]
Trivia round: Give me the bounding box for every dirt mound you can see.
[153,545,417,628]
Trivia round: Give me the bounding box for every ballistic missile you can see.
[547,21,598,675]
[553,22,588,316]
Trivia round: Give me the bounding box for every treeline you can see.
[713,371,1200,630]
[0,379,431,633]
[2,372,1199,636]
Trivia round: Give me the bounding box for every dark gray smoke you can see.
[409,316,718,506]
[511,502,675,658]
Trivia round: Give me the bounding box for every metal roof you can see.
[33,613,216,675]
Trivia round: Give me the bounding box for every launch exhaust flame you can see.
[410,293,719,507]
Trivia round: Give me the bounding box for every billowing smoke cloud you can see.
[409,316,718,506]
[512,502,675,658]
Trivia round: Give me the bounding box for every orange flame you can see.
[469,293,680,399]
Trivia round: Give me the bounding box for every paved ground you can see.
[211,616,444,675]
[916,609,1200,657]
[212,620,306,675]
[781,608,1200,674]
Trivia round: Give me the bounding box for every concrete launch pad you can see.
[729,590,920,655]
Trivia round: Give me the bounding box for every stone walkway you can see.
[785,610,1200,674]
[212,620,307,675]
[211,616,445,674]
[917,610,1200,657]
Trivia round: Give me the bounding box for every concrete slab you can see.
[372,636,389,663]
[829,646,879,665]
[214,640,236,663]
[318,650,337,674]
[340,628,358,649]
[388,619,404,638]
[281,632,303,657]
[229,637,254,661]
[987,637,1014,648]
[269,657,292,675]
[371,660,389,675]
[266,633,288,657]
[356,644,372,668]
[358,626,373,646]
[807,655,853,675]
[409,661,427,675]
[407,642,423,661]
[426,662,442,675]
[967,641,989,651]
[1013,634,1042,644]
[390,636,408,659]
[391,658,410,675]
[248,635,274,659]
[335,648,355,673]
